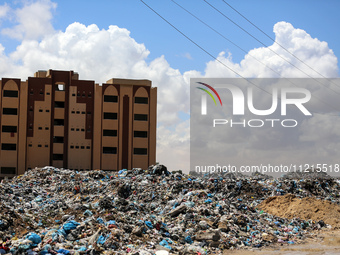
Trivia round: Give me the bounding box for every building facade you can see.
[0,69,157,178]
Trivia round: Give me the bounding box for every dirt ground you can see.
[257,194,340,228]
[226,229,340,255]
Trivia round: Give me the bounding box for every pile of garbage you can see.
[280,169,333,180]
[1,166,340,254]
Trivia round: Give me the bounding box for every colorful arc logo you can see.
[196,82,222,106]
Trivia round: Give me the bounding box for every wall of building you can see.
[0,70,157,177]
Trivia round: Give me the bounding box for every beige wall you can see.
[101,85,119,170]
[68,85,91,170]
[26,84,51,169]
[132,87,149,169]
[0,80,20,177]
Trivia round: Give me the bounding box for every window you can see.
[46,109,50,112]
[56,84,65,91]
[86,146,90,149]
[55,101,65,108]
[134,148,147,155]
[72,93,76,97]
[104,95,118,102]
[28,144,32,147]
[71,128,74,131]
[81,146,84,149]
[103,129,117,137]
[39,91,43,95]
[45,145,48,148]
[104,112,117,120]
[53,136,64,143]
[81,128,84,132]
[53,154,63,160]
[135,97,148,104]
[46,92,50,95]
[76,111,80,114]
[103,147,117,154]
[70,145,74,149]
[54,119,64,126]
[3,90,18,98]
[134,114,147,121]
[71,111,75,114]
[81,111,85,114]
[134,131,147,138]
[1,167,15,174]
[30,90,34,95]
[45,127,49,130]
[76,128,79,131]
[3,108,17,115]
[39,109,43,112]
[2,126,17,133]
[38,144,42,147]
[1,143,16,151]
[75,146,79,149]
[38,127,42,130]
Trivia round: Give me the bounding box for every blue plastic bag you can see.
[63,220,80,232]
[26,232,41,245]
[97,218,105,225]
[185,236,193,244]
[57,248,70,254]
[145,221,153,228]
[159,239,171,250]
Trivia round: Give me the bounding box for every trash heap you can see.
[0,166,340,255]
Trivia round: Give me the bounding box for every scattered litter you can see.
[0,166,338,254]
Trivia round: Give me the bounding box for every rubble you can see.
[0,166,340,254]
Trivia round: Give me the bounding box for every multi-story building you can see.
[0,69,157,178]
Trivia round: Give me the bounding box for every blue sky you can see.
[1,0,339,74]
[0,0,339,171]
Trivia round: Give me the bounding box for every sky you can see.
[0,0,339,171]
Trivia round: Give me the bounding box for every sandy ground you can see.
[225,229,340,255]
[258,194,340,228]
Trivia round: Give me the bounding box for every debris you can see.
[0,166,339,254]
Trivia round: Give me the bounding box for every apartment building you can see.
[0,69,157,178]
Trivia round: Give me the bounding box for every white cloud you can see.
[0,14,338,171]
[2,0,56,40]
[7,22,190,128]
[0,3,10,19]
[204,22,338,78]
[157,119,190,171]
